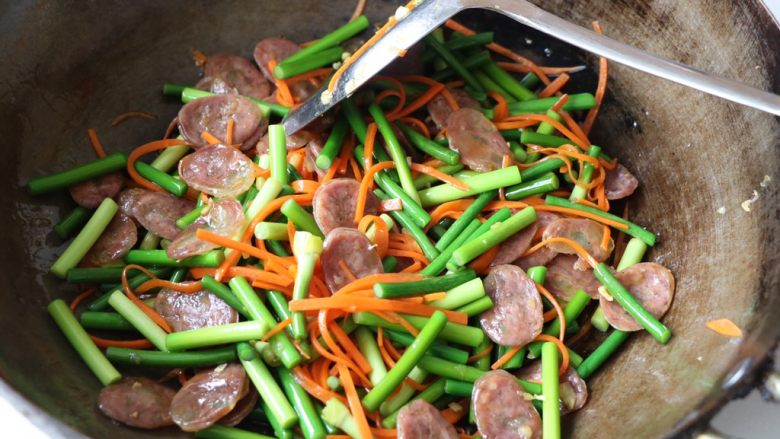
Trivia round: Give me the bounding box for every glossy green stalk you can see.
[105,346,237,368]
[368,104,420,204]
[352,312,484,347]
[454,296,494,316]
[125,249,224,268]
[418,166,522,207]
[374,269,476,298]
[425,35,484,92]
[381,329,469,364]
[315,116,349,170]
[397,122,460,165]
[482,60,536,101]
[291,231,323,340]
[107,291,168,351]
[279,15,369,65]
[181,87,280,118]
[374,189,439,261]
[150,142,189,173]
[617,238,648,271]
[237,342,298,429]
[177,204,207,229]
[413,164,464,190]
[79,311,134,331]
[166,321,269,351]
[379,367,428,416]
[66,267,125,284]
[435,190,497,250]
[381,379,446,428]
[277,367,327,439]
[50,198,117,278]
[570,145,602,201]
[134,161,188,197]
[451,206,537,267]
[28,152,127,195]
[504,172,559,201]
[542,342,561,439]
[421,219,481,276]
[355,327,387,386]
[195,425,275,439]
[54,207,91,239]
[268,125,288,185]
[274,46,343,79]
[200,275,250,317]
[280,199,324,238]
[48,299,121,385]
[254,222,289,240]
[576,330,630,379]
[427,278,485,310]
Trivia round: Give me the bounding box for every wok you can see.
[1,0,778,438]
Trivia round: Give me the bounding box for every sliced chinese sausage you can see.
[69,172,124,209]
[321,228,383,293]
[480,264,543,346]
[313,178,379,234]
[255,129,312,154]
[196,76,239,95]
[83,214,137,267]
[171,364,248,432]
[203,53,271,100]
[97,377,176,429]
[397,399,458,439]
[166,198,245,260]
[253,37,300,81]
[131,192,195,240]
[515,211,561,270]
[117,188,147,218]
[304,133,327,178]
[219,388,258,427]
[543,217,613,270]
[517,362,588,414]
[178,145,256,198]
[544,254,602,301]
[600,262,675,331]
[446,107,511,172]
[155,286,238,332]
[472,370,542,439]
[491,222,538,267]
[177,94,266,150]
[605,163,639,200]
[427,88,481,130]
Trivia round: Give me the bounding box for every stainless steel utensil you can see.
[283,0,780,133]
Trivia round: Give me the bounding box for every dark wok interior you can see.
[1,0,778,437]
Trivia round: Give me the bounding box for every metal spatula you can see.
[282,0,780,133]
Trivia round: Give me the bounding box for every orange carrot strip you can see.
[536,283,566,340]
[226,119,234,145]
[377,327,396,368]
[127,139,191,193]
[534,333,570,375]
[397,116,431,138]
[488,91,509,122]
[136,279,203,294]
[286,67,333,84]
[292,179,320,195]
[410,163,470,191]
[333,273,423,296]
[391,83,446,120]
[90,336,153,349]
[400,261,422,273]
[195,229,270,261]
[468,344,494,363]
[354,161,396,223]
[358,215,389,258]
[262,318,292,342]
[538,73,570,98]
[289,296,468,325]
[386,249,429,265]
[706,319,743,337]
[121,265,173,333]
[70,287,98,311]
[363,123,377,171]
[201,131,222,145]
[535,205,628,230]
[87,128,107,158]
[524,237,600,269]
[292,366,345,404]
[330,322,373,374]
[584,22,608,134]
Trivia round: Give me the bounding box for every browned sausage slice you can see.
[480,264,543,346]
[427,89,481,130]
[196,76,239,95]
[321,228,383,293]
[253,38,300,81]
[83,214,137,267]
[178,145,256,198]
[544,255,602,301]
[204,53,272,100]
[491,222,538,267]
[446,108,511,172]
[473,370,542,439]
[117,188,147,218]
[155,286,239,332]
[542,218,613,270]
[600,262,675,331]
[178,94,266,150]
[131,192,195,240]
[170,364,248,432]
[166,198,245,260]
[517,362,588,414]
[97,377,176,429]
[69,172,124,209]
[313,178,379,235]
[604,163,639,200]
[516,211,561,270]
[397,399,458,439]
[219,388,258,427]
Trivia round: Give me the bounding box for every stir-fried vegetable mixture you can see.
[31,3,676,438]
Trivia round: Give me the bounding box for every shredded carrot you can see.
[440,87,460,112]
[136,279,203,294]
[127,139,192,193]
[567,321,593,346]
[69,287,98,311]
[491,346,521,369]
[195,229,271,262]
[441,403,468,425]
[292,366,345,404]
[538,333,571,375]
[292,179,320,195]
[559,110,591,147]
[535,205,628,230]
[706,319,743,337]
[363,122,377,171]
[225,119,235,145]
[87,128,107,158]
[358,215,389,258]
[391,83,446,120]
[410,163,470,191]
[489,91,509,122]
[600,224,612,252]
[330,322,373,374]
[583,22,608,134]
[536,283,566,340]
[111,111,155,127]
[268,60,295,107]
[262,318,292,342]
[201,131,222,145]
[121,265,173,333]
[468,344,494,363]
[538,73,570,98]
[375,88,406,117]
[90,336,153,349]
[191,49,207,67]
[290,296,468,325]
[355,161,396,223]
[524,236,600,269]
[337,356,373,439]
[377,327,396,368]
[497,114,589,149]
[333,273,423,296]
[422,292,447,302]
[397,116,431,138]
[286,67,333,85]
